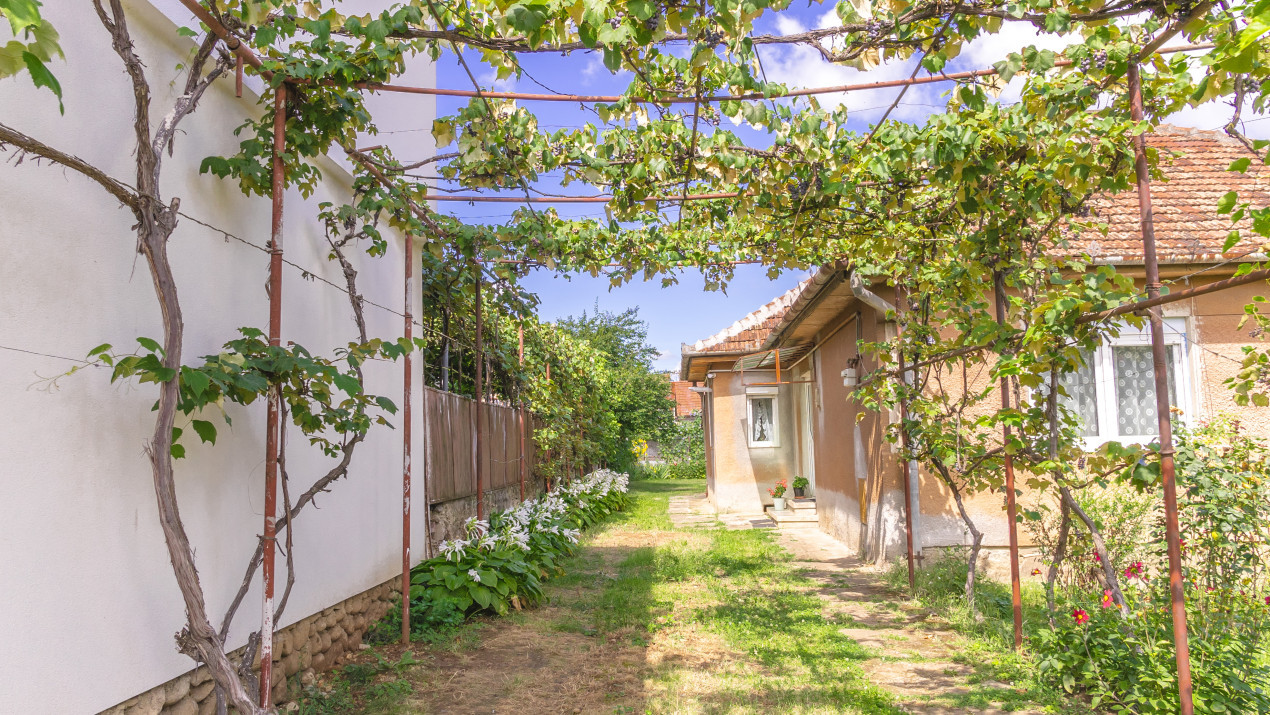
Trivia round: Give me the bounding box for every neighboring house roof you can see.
[1077,125,1270,263]
[668,380,703,417]
[682,127,1267,374]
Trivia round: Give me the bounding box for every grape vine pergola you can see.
[6,0,1270,712]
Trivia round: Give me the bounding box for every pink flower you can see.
[1100,590,1115,609]
[1031,568,1042,576]
[1073,608,1090,625]
[1093,552,1102,563]
[1263,596,1269,605]
[1124,561,1145,580]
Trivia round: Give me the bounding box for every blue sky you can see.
[424,4,1266,372]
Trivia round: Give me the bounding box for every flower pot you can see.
[793,487,806,498]
[772,497,787,511]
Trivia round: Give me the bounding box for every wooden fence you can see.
[422,385,542,503]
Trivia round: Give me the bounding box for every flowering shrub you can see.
[407,469,630,621]
[1035,571,1270,712]
[1034,418,1270,712]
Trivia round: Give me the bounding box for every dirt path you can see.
[666,494,1036,713]
[767,527,1039,715]
[325,483,1044,714]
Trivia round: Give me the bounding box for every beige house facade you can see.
[681,127,1270,570]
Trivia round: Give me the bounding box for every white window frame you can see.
[746,387,780,448]
[1068,317,1193,449]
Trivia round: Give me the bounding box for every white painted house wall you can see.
[0,2,435,712]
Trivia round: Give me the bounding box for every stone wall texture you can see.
[428,479,547,547]
[98,579,399,714]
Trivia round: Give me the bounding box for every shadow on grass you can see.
[584,516,906,713]
[883,554,1076,711]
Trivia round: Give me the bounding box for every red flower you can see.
[1100,590,1115,609]
[1093,552,1102,563]
[1124,561,1145,580]
[1073,608,1090,625]
[1031,568,1042,576]
[1263,596,1269,605]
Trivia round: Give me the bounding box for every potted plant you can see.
[769,479,788,510]
[793,476,809,498]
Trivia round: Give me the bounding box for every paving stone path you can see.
[669,494,1038,714]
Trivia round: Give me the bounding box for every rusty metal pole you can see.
[993,271,1025,651]
[518,325,527,502]
[401,234,414,645]
[1129,61,1194,714]
[260,83,287,708]
[894,287,918,595]
[474,260,485,520]
[545,361,552,492]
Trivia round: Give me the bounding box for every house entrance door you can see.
[798,382,816,495]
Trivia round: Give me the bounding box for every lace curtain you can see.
[1059,353,1100,437]
[1113,345,1178,437]
[751,397,774,443]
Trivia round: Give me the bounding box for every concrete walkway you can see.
[667,493,775,530]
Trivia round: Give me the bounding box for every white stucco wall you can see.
[0,2,435,712]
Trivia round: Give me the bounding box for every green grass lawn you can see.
[297,478,1067,713]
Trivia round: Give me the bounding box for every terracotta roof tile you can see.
[1074,126,1270,262]
[685,277,812,354]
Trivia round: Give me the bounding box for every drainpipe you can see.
[849,271,921,587]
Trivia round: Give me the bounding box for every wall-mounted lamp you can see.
[841,357,861,387]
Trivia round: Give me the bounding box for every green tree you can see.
[558,304,674,467]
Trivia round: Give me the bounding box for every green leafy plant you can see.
[793,476,809,490]
[0,0,63,110]
[1033,417,1270,712]
[86,328,411,458]
[405,470,630,620]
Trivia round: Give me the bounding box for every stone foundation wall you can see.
[98,579,399,714]
[428,478,546,548]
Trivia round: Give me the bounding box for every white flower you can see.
[439,539,467,562]
[465,516,490,537]
[468,568,481,583]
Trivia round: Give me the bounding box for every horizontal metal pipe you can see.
[1077,266,1270,324]
[358,43,1211,104]
[857,263,1270,386]
[166,5,1210,111]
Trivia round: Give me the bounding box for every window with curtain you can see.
[1054,318,1190,447]
[747,396,778,447]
